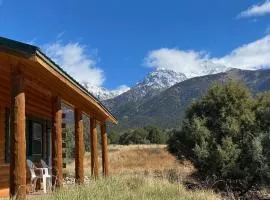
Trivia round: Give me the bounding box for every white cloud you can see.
[144,35,270,77]
[214,35,270,69]
[144,48,209,77]
[44,42,105,87]
[238,0,270,18]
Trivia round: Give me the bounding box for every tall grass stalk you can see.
[34,175,218,200]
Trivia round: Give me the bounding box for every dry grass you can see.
[65,144,195,179]
[31,145,220,200]
[34,175,219,200]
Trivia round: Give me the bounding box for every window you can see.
[32,122,43,157]
[4,112,48,163]
[27,119,44,162]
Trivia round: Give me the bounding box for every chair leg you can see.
[32,178,38,193]
[49,178,52,191]
[43,176,47,193]
[52,175,57,191]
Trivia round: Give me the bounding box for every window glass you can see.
[31,122,43,158]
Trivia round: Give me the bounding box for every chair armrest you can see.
[42,168,50,176]
[37,167,50,176]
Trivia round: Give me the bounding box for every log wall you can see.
[0,106,5,163]
[0,61,53,195]
[0,63,52,119]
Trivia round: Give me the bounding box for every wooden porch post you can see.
[10,67,26,199]
[0,106,5,163]
[74,108,84,184]
[90,117,98,177]
[51,96,63,188]
[101,123,109,177]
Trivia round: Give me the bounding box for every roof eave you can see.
[35,50,118,124]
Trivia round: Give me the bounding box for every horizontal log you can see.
[26,106,51,119]
[26,99,52,114]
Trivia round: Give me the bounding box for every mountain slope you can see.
[105,69,270,130]
[104,69,187,117]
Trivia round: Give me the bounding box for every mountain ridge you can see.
[104,68,270,131]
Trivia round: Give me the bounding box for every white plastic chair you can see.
[26,159,43,193]
[40,159,52,192]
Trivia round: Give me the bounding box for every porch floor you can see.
[0,188,55,198]
[0,188,9,197]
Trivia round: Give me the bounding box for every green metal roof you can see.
[0,36,37,57]
[0,36,117,123]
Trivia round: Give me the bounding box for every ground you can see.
[65,144,195,178]
[14,145,220,200]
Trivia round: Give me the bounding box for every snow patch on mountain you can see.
[187,60,230,78]
[136,69,187,89]
[84,62,229,101]
[83,84,130,100]
[124,69,187,101]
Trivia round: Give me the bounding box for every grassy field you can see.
[35,145,219,200]
[35,175,218,200]
[66,144,194,178]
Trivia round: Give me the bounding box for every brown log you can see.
[90,117,99,177]
[51,96,63,188]
[9,67,26,199]
[0,106,5,162]
[74,108,84,184]
[101,123,109,177]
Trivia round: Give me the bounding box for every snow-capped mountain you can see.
[104,69,187,109]
[83,69,186,101]
[83,84,130,101]
[84,63,228,101]
[187,60,230,78]
[137,69,187,89]
[129,69,187,100]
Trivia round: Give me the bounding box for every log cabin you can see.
[0,36,117,199]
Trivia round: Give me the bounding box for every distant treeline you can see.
[108,126,171,145]
[63,122,170,160]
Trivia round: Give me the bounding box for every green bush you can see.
[168,81,270,193]
[64,115,91,160]
[108,131,120,144]
[145,126,168,144]
[119,129,150,145]
[65,125,75,160]
[118,126,168,145]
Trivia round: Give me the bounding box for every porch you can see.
[0,37,117,199]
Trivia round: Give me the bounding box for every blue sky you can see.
[0,0,270,91]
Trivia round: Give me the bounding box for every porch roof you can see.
[0,36,117,124]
